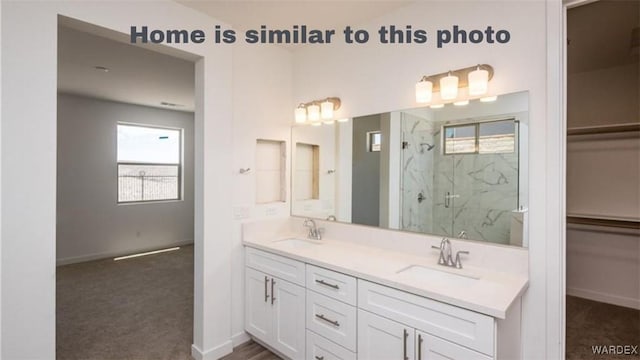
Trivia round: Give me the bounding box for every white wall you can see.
[1,2,234,359]
[57,94,194,264]
[567,224,640,309]
[230,42,293,345]
[292,1,561,358]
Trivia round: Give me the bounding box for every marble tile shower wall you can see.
[400,112,437,234]
[435,151,519,245]
[400,113,519,245]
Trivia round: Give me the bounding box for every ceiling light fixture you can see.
[293,97,341,125]
[415,64,494,104]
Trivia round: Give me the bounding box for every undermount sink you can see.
[273,238,323,249]
[396,264,480,286]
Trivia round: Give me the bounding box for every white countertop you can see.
[243,235,528,319]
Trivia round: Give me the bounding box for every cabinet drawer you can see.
[306,330,356,360]
[245,247,305,286]
[306,290,357,351]
[358,280,495,356]
[418,331,492,360]
[306,265,357,305]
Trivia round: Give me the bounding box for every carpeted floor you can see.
[57,246,194,360]
[566,296,640,360]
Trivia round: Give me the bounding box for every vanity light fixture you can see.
[415,78,433,103]
[307,104,321,122]
[293,97,341,125]
[295,104,307,123]
[415,64,494,103]
[453,100,469,106]
[430,104,445,109]
[467,65,489,96]
[440,72,459,100]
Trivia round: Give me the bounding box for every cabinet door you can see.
[358,309,415,360]
[416,331,492,360]
[272,277,306,359]
[245,267,272,343]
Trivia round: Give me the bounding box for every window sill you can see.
[117,199,184,206]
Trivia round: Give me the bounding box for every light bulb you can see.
[468,66,489,96]
[415,79,433,103]
[440,73,459,100]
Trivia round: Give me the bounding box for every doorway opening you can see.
[565,1,640,358]
[56,17,196,359]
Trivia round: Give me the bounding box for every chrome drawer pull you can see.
[264,276,269,303]
[403,329,409,360]
[315,356,324,360]
[315,313,340,327]
[271,278,276,304]
[315,279,340,290]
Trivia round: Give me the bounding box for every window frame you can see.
[442,118,518,156]
[116,122,184,204]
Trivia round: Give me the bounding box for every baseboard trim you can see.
[567,287,640,310]
[56,240,194,266]
[232,331,251,347]
[191,340,233,360]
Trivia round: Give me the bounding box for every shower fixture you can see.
[420,143,435,153]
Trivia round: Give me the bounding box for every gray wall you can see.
[57,94,194,264]
[351,114,381,227]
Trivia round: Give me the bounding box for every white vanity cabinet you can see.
[245,248,306,359]
[244,246,522,360]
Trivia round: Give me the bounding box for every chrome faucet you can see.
[431,238,469,269]
[303,218,323,240]
[457,230,468,239]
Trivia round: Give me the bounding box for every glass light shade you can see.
[440,74,459,100]
[294,107,307,123]
[321,100,334,120]
[468,67,489,96]
[415,80,433,103]
[307,104,320,122]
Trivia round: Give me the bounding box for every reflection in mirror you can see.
[291,91,529,247]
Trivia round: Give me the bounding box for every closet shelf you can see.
[567,123,640,136]
[567,215,640,230]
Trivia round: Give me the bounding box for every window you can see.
[443,119,516,155]
[367,131,382,152]
[117,124,182,203]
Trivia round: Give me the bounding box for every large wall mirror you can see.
[291,91,529,247]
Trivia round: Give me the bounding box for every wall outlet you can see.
[265,206,278,216]
[233,206,250,220]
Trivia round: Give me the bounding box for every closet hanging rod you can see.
[566,216,640,230]
[567,123,640,136]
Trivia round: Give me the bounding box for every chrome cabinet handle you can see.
[315,279,339,290]
[315,314,340,327]
[418,334,423,360]
[403,329,409,360]
[315,356,324,360]
[445,191,450,208]
[271,278,276,304]
[264,276,269,303]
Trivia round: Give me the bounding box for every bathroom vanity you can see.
[243,219,528,360]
